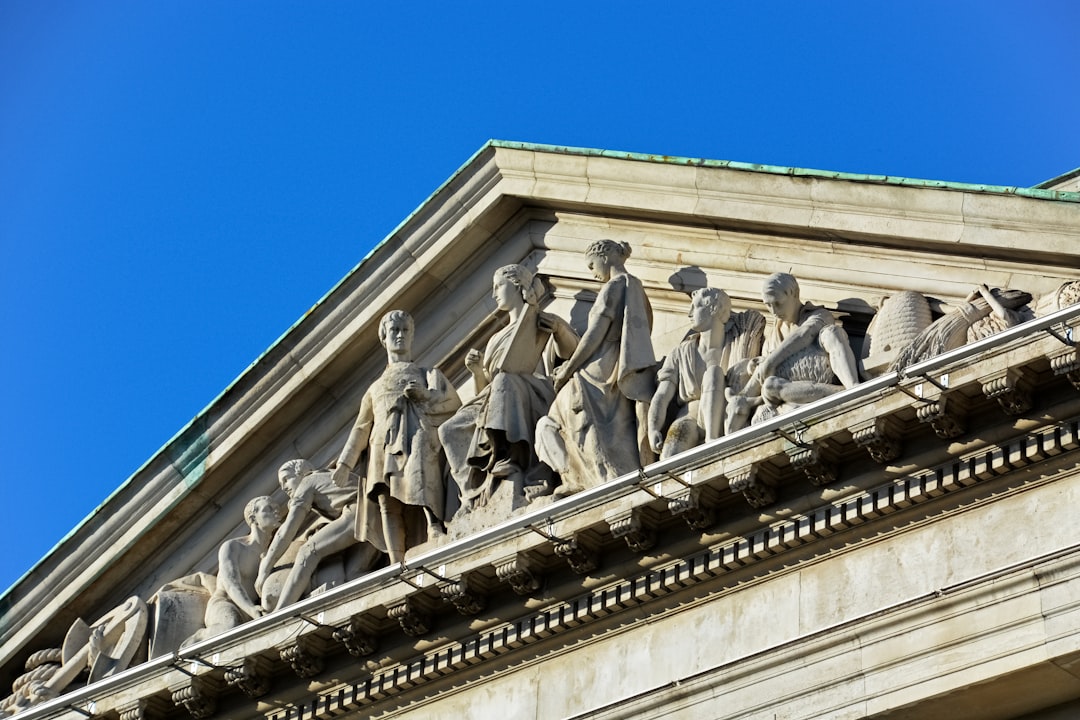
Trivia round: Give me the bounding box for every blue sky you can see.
[1,2,1077,593]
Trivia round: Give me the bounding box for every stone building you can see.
[3,142,1080,720]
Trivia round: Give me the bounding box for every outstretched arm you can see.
[256,486,313,594]
[332,390,374,487]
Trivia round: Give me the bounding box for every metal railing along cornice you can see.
[16,302,1080,720]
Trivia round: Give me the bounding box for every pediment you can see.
[3,142,1080,718]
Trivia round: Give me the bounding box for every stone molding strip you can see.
[265,419,1080,720]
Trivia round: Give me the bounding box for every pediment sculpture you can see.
[6,243,1077,715]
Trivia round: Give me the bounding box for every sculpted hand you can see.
[88,626,105,665]
[649,429,664,455]
[403,380,429,402]
[552,363,571,392]
[465,348,484,375]
[538,312,571,339]
[752,354,777,386]
[536,313,557,333]
[331,463,352,488]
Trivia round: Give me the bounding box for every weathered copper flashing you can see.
[489,140,1080,203]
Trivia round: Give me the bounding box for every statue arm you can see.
[554,314,611,391]
[465,349,489,392]
[337,390,375,474]
[424,369,463,418]
[538,311,579,358]
[256,485,314,592]
[757,312,824,380]
[648,378,677,454]
[217,541,262,620]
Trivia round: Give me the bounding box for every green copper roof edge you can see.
[1033,166,1080,191]
[488,140,1080,203]
[0,142,504,601]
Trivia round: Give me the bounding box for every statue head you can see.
[244,496,283,531]
[689,287,731,331]
[761,272,801,322]
[585,240,631,282]
[378,310,415,356]
[277,459,315,497]
[493,264,542,308]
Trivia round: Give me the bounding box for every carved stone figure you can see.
[182,497,283,647]
[891,285,1033,369]
[648,288,764,459]
[535,240,657,496]
[726,273,859,430]
[258,459,375,611]
[331,310,461,564]
[2,598,148,713]
[439,265,576,509]
[1035,280,1080,316]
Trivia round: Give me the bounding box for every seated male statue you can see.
[647,287,764,459]
[727,272,859,431]
[183,495,282,645]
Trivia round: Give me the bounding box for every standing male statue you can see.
[331,310,461,564]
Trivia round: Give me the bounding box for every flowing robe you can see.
[338,362,460,553]
[541,274,655,492]
[439,312,555,502]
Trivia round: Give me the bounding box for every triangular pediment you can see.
[4,142,1080,719]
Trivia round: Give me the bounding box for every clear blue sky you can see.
[1,2,1077,594]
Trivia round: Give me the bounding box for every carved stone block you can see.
[981,368,1032,415]
[170,677,218,720]
[439,576,488,616]
[495,555,541,595]
[223,656,272,699]
[278,635,327,679]
[667,487,714,531]
[850,417,902,464]
[119,697,169,720]
[1049,348,1080,392]
[606,509,656,552]
[728,465,777,509]
[553,536,599,575]
[916,396,966,439]
[333,617,379,657]
[786,444,837,487]
[388,597,433,637]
